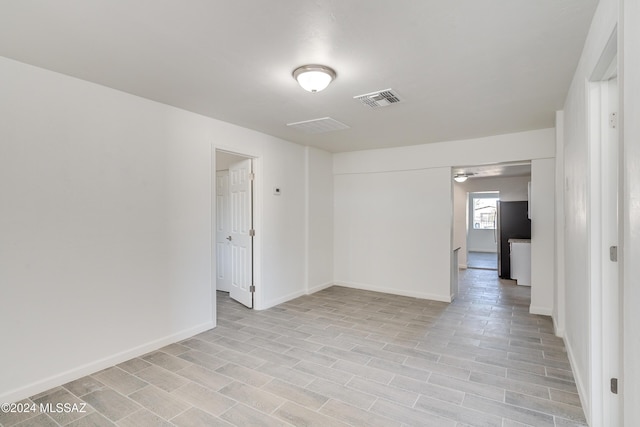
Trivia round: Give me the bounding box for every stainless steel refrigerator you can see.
[497,201,531,279]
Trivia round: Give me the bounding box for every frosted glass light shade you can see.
[293,65,336,93]
[454,175,469,182]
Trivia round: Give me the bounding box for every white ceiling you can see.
[0,1,598,153]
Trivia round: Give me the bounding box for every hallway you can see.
[467,251,498,270]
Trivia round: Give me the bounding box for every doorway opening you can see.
[451,163,532,304]
[587,27,620,426]
[215,150,256,309]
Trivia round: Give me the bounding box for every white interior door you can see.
[216,171,231,292]
[229,158,253,308]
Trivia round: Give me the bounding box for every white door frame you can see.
[211,146,262,317]
[586,28,621,427]
[215,170,231,292]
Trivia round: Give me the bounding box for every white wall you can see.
[305,147,334,293]
[530,158,555,315]
[334,167,452,301]
[560,0,618,422]
[334,128,555,175]
[453,182,468,258]
[453,176,530,268]
[334,129,554,303]
[254,139,307,309]
[622,0,640,423]
[467,230,497,253]
[0,56,315,402]
[558,1,640,422]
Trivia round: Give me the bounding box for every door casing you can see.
[586,29,621,426]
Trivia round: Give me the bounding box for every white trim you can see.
[586,78,604,427]
[256,282,336,311]
[307,281,335,295]
[554,110,566,338]
[251,156,263,310]
[210,146,218,321]
[552,315,565,338]
[214,143,261,159]
[565,334,591,427]
[0,321,213,404]
[622,1,640,423]
[529,305,553,316]
[259,290,307,310]
[334,281,452,303]
[304,147,310,295]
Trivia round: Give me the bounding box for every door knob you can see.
[226,236,232,241]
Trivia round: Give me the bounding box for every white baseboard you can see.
[0,321,214,404]
[459,264,468,269]
[307,281,335,295]
[529,305,553,316]
[257,283,335,310]
[334,281,451,303]
[552,315,565,338]
[564,335,590,426]
[258,290,306,310]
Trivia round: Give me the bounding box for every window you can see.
[472,195,498,230]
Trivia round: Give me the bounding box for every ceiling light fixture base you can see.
[293,64,336,93]
[454,173,474,183]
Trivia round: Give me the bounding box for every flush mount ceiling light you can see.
[454,173,474,183]
[292,64,336,93]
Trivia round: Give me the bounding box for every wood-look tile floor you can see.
[467,252,498,271]
[1,269,587,426]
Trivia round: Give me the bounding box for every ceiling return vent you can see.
[353,88,401,108]
[286,117,350,134]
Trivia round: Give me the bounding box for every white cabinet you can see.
[509,239,531,286]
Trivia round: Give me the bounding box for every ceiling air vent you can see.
[286,117,350,134]
[354,88,401,108]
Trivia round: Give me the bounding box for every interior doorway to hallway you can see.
[215,150,256,309]
[451,164,533,305]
